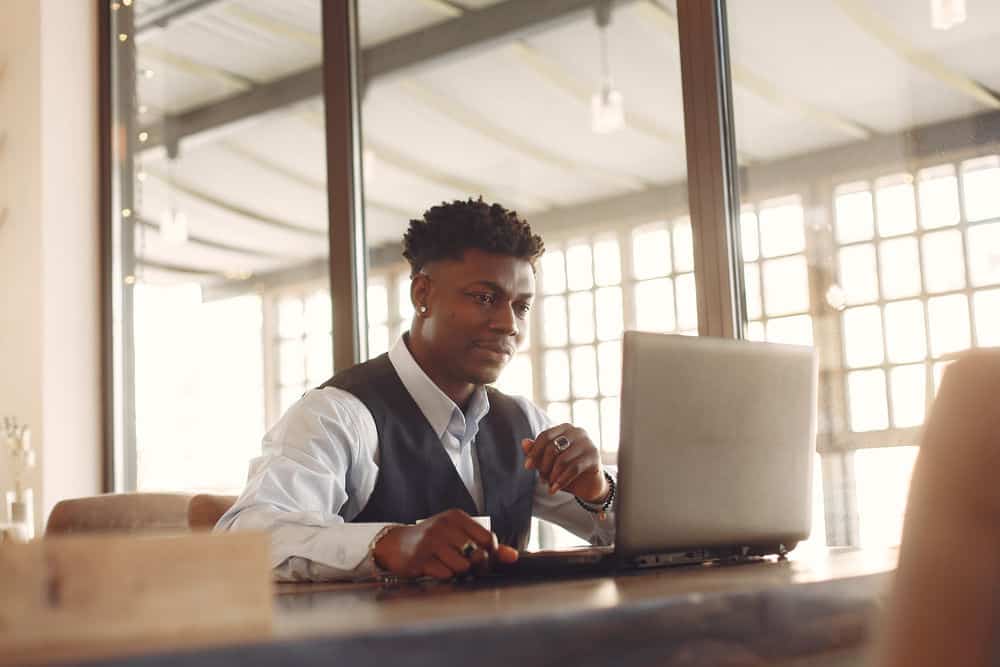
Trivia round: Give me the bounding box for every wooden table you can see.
[78,548,896,666]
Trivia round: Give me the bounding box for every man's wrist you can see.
[578,471,612,504]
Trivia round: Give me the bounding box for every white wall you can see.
[0,0,102,533]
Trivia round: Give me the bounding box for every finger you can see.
[525,424,572,467]
[549,450,586,493]
[494,544,519,564]
[432,537,472,574]
[445,512,495,549]
[539,427,583,478]
[422,556,454,580]
[555,459,597,495]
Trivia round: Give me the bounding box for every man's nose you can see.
[490,303,518,337]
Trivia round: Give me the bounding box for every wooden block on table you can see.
[0,531,273,665]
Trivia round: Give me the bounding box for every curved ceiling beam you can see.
[834,0,1000,110]
[637,0,874,142]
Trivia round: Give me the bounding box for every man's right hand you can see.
[372,509,519,579]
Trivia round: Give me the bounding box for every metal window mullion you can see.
[110,3,139,491]
[322,0,367,371]
[676,0,743,339]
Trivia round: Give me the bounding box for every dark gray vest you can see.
[318,354,537,549]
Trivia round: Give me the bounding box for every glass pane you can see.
[278,339,305,386]
[672,218,695,273]
[305,291,332,336]
[746,320,766,342]
[741,210,760,262]
[397,278,414,321]
[927,294,971,357]
[766,315,813,346]
[843,306,884,368]
[855,447,919,548]
[116,2,327,491]
[280,385,304,417]
[279,298,305,339]
[493,354,533,397]
[847,369,889,432]
[593,237,621,286]
[367,282,389,325]
[306,333,333,386]
[541,249,567,295]
[726,0,1000,559]
[974,289,1000,346]
[962,157,1000,222]
[762,256,810,316]
[675,273,699,332]
[566,243,594,292]
[542,296,568,347]
[600,397,620,452]
[875,176,917,237]
[758,198,805,257]
[879,237,921,299]
[571,399,601,449]
[744,263,762,320]
[632,223,671,279]
[883,300,927,364]
[597,340,622,396]
[838,244,878,305]
[834,187,874,244]
[570,346,599,399]
[595,287,624,341]
[918,166,960,229]
[890,364,926,428]
[543,350,570,402]
[967,222,1000,287]
[367,324,390,358]
[635,278,675,332]
[932,360,953,397]
[568,291,596,344]
[546,402,571,426]
[921,230,966,293]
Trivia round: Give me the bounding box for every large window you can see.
[727,0,1000,548]
[358,1,691,547]
[109,0,330,492]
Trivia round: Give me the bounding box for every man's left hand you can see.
[521,424,609,503]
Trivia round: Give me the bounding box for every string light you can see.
[138,131,149,142]
[118,33,128,42]
[121,208,132,218]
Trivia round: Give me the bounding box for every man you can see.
[217,198,616,581]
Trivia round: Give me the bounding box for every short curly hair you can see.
[402,197,545,276]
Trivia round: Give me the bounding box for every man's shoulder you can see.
[317,354,393,393]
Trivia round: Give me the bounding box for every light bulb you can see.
[160,209,188,244]
[591,85,625,134]
[931,0,966,30]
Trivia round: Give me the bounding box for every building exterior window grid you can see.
[834,155,1000,437]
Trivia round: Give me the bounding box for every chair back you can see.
[46,493,238,535]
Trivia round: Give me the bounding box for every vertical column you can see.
[108,0,139,490]
[676,0,744,339]
[322,0,368,370]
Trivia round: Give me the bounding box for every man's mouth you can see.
[472,342,514,359]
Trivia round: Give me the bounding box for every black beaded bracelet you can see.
[575,471,615,520]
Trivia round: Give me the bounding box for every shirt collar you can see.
[387,335,490,441]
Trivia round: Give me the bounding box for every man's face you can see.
[416,249,535,386]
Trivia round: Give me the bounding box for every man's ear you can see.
[411,273,431,315]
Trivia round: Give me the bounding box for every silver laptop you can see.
[497,330,818,575]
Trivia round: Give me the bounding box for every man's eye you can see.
[472,293,495,305]
[515,303,532,317]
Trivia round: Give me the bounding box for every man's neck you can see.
[404,333,476,410]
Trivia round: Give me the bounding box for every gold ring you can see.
[553,435,571,452]
[460,541,477,558]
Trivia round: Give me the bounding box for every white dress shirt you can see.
[216,336,616,581]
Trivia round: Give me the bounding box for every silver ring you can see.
[460,541,477,558]
[553,435,571,452]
